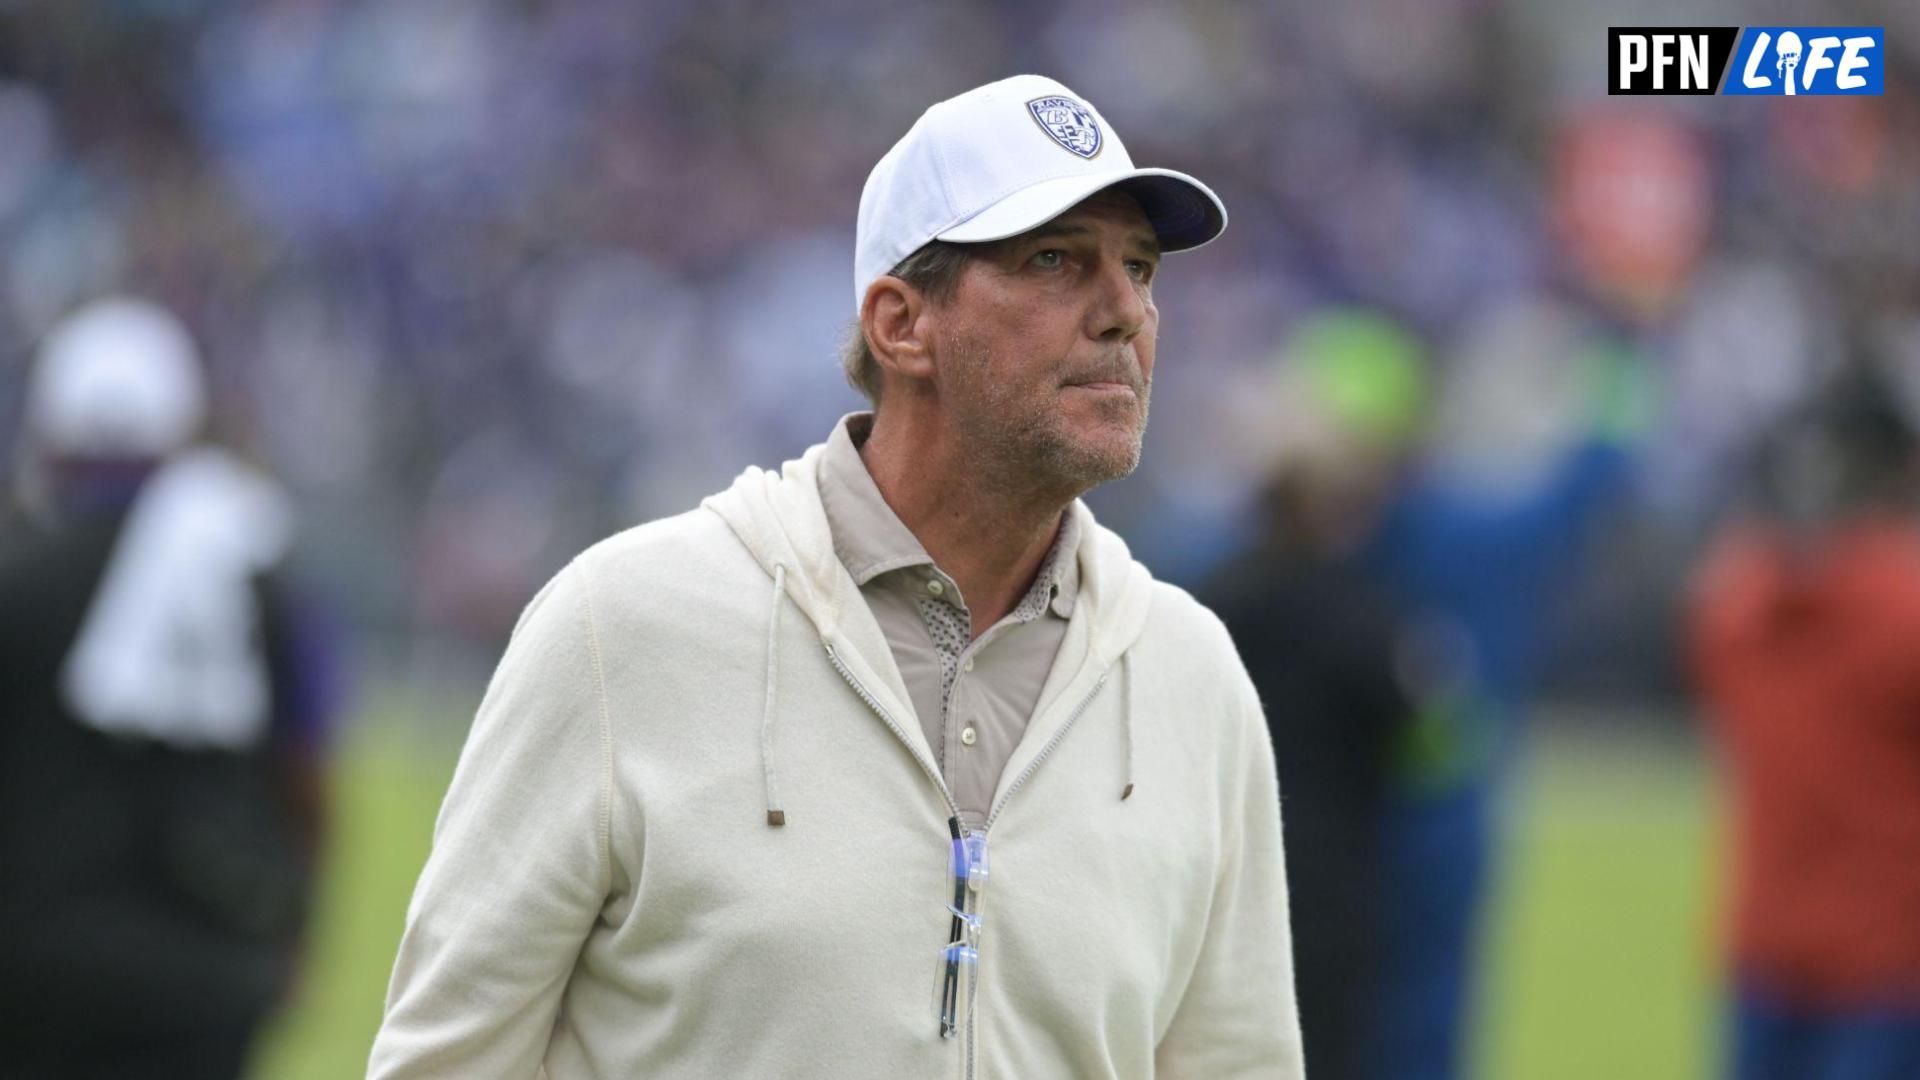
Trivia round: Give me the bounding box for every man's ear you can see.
[861,276,936,385]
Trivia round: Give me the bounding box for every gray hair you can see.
[840,241,974,406]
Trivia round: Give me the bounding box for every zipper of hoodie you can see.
[828,642,1115,1080]
[823,642,973,1079]
[961,666,1113,1080]
[823,642,961,820]
[983,668,1112,832]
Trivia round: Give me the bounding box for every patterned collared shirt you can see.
[816,413,1079,826]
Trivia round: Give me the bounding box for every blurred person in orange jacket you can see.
[0,298,336,1079]
[1691,361,1920,1080]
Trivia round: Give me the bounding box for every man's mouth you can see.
[1065,381,1136,398]
[1065,366,1139,389]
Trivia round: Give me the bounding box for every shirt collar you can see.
[818,413,937,586]
[1041,505,1080,618]
[817,413,1079,618]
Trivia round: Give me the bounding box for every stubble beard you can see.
[945,337,1152,504]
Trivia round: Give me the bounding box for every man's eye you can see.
[1127,259,1156,283]
[1030,250,1064,269]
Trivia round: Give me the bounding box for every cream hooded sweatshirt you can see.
[369,438,1305,1079]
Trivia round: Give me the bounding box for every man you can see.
[372,75,1303,1079]
[0,297,329,1079]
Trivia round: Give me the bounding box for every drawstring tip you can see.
[1120,783,1134,801]
[761,564,788,831]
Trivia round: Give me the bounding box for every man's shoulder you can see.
[1073,513,1238,665]
[576,505,749,578]
[1121,575,1267,756]
[1142,577,1233,648]
[512,505,766,640]
[1130,573,1260,698]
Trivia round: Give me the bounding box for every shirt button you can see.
[962,657,974,673]
[927,579,945,597]
[960,726,977,747]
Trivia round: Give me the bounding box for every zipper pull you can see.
[962,827,990,896]
[937,816,977,1039]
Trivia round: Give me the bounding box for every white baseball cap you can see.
[854,74,1227,312]
[26,296,207,458]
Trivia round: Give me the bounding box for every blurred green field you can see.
[249,708,1720,1079]
[1480,726,1721,1080]
[249,699,466,1080]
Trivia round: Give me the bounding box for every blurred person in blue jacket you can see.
[1365,297,1648,1080]
[0,298,336,1080]
[1206,310,1424,1080]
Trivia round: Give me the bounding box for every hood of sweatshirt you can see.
[702,431,1158,826]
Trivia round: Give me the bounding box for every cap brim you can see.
[935,168,1227,254]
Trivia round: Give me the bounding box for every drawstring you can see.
[1120,650,1137,801]
[762,563,787,826]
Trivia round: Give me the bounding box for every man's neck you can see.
[859,414,1070,637]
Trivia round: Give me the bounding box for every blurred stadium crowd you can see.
[1,0,1915,692]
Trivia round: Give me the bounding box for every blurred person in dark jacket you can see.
[1364,300,1646,1080]
[1207,311,1423,1080]
[1691,363,1920,1080]
[0,298,334,1079]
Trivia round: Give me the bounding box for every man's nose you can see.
[1089,259,1148,344]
